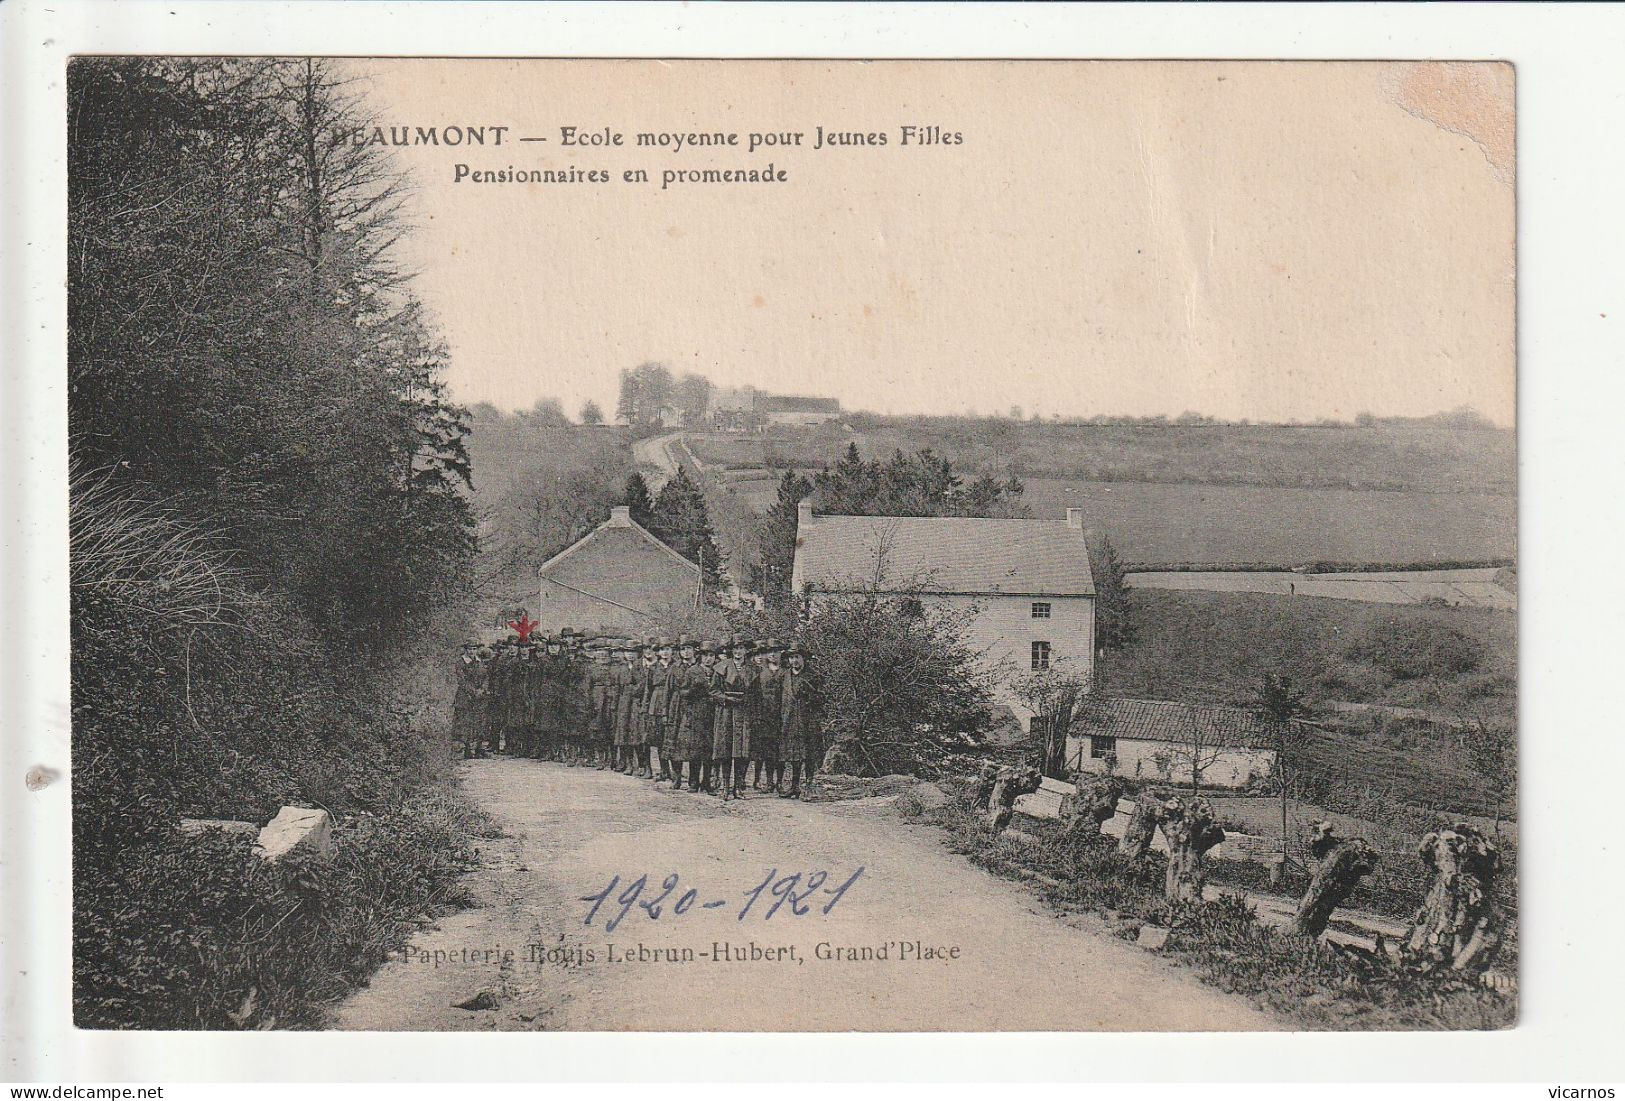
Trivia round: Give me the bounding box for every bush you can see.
[1346,619,1482,680]
[800,557,1000,776]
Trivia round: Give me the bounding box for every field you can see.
[689,418,1516,493]
[685,418,1516,569]
[1020,478,1513,567]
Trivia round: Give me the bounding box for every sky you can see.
[349,59,1515,426]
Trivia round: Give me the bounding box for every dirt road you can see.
[333,761,1278,1032]
[631,430,685,493]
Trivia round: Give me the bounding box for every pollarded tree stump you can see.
[1402,823,1504,974]
[1288,821,1378,938]
[985,765,1042,833]
[1117,788,1167,859]
[1062,775,1127,843]
[1156,796,1226,901]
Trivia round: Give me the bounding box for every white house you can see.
[1068,697,1281,790]
[790,503,1096,728]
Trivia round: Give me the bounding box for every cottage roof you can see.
[794,513,1094,596]
[1078,698,1284,751]
[538,506,700,581]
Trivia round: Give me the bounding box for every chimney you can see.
[797,500,814,526]
[609,505,632,526]
[1065,507,1085,530]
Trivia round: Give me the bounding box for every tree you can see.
[623,471,654,528]
[67,57,474,647]
[813,444,1022,518]
[1289,822,1378,938]
[616,362,675,432]
[580,399,604,425]
[1090,533,1133,653]
[1014,660,1092,779]
[1158,709,1244,795]
[648,466,724,589]
[673,372,713,423]
[758,469,813,606]
[525,397,570,427]
[800,542,1000,776]
[1258,671,1311,720]
[1402,824,1505,974]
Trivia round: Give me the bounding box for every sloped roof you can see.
[1077,698,1284,751]
[794,513,1093,596]
[538,508,699,581]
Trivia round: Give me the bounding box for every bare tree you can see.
[1014,660,1092,779]
[1159,710,1243,795]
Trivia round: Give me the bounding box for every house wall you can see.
[765,410,840,427]
[807,591,1095,727]
[1066,734,1276,789]
[537,529,699,635]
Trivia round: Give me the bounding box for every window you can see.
[1030,640,1051,671]
[1031,601,1052,619]
[1090,735,1117,759]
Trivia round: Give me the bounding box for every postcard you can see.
[61,56,1515,1034]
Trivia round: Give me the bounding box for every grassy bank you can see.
[912,794,1514,1031]
[71,476,491,1030]
[74,788,493,1030]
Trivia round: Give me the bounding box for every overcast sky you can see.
[351,59,1514,425]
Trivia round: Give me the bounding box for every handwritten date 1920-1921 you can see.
[580,867,864,933]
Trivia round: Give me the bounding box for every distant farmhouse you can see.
[791,503,1096,729]
[1069,697,1282,790]
[704,386,841,431]
[535,506,700,634]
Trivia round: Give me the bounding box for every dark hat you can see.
[559,627,577,638]
[784,642,807,657]
[678,637,696,650]
[477,645,495,659]
[700,640,722,654]
[505,633,521,644]
[757,637,784,655]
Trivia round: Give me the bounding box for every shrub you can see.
[1346,619,1482,681]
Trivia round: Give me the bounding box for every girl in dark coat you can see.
[778,645,819,798]
[753,641,785,792]
[671,642,717,792]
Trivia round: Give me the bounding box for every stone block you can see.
[1136,924,1170,950]
[1013,777,1075,820]
[255,806,337,863]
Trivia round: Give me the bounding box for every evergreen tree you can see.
[580,399,604,425]
[1091,533,1134,652]
[759,469,813,606]
[811,441,1023,518]
[649,466,724,589]
[623,471,655,528]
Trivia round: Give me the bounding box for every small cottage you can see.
[1069,697,1281,790]
[535,506,701,634]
